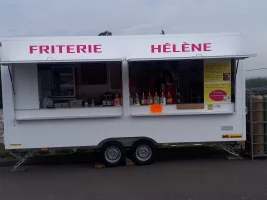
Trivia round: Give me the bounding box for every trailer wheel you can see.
[100,142,125,167]
[131,140,156,165]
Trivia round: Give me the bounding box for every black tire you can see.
[131,140,156,165]
[100,141,125,167]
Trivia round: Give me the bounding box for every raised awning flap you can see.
[0,33,256,64]
[127,54,256,62]
[0,58,123,65]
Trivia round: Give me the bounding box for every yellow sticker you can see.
[208,104,213,110]
[10,144,22,146]
[222,134,242,139]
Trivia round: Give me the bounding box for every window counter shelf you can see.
[130,103,234,116]
[15,107,123,121]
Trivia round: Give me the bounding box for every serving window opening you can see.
[129,60,204,104]
[129,58,235,113]
[38,61,122,109]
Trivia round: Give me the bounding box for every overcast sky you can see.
[0,0,266,78]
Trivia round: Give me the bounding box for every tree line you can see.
[246,77,267,88]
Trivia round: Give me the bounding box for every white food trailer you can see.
[0,32,255,168]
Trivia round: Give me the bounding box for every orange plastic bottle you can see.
[166,92,173,104]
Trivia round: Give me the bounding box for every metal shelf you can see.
[246,121,267,124]
[246,133,267,136]
[246,90,267,160]
[247,154,267,158]
[247,101,267,103]
[246,141,267,145]
[253,154,267,158]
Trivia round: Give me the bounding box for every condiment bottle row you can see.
[130,91,173,106]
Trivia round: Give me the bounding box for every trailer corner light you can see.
[236,141,243,145]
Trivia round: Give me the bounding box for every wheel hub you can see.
[136,145,152,161]
[105,146,121,163]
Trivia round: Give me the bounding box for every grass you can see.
[0,143,5,151]
[0,143,11,158]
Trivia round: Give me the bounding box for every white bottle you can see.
[91,99,95,107]
[160,92,166,105]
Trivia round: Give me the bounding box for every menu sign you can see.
[204,60,231,103]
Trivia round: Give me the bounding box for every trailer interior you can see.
[38,61,122,109]
[36,59,236,111]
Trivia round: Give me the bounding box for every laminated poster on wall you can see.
[204,60,231,103]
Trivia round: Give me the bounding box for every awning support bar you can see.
[235,59,239,77]
[8,65,15,95]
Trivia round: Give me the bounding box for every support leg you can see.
[10,151,35,171]
[220,144,243,160]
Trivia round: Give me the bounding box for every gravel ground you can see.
[1,111,266,200]
[0,154,267,200]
